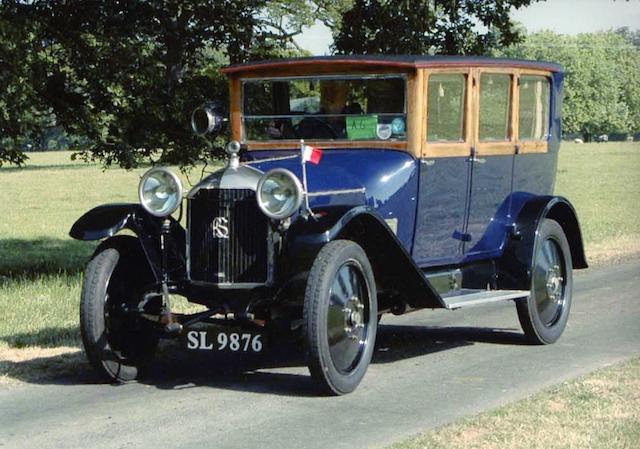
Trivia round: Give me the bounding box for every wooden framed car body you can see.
[70,56,587,395]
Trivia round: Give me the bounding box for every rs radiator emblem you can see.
[211,217,229,239]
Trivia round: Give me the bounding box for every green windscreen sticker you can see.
[346,115,378,140]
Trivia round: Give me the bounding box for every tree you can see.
[0,0,350,168]
[333,0,540,55]
[500,30,640,140]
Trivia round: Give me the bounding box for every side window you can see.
[478,73,512,141]
[427,74,466,142]
[519,75,550,141]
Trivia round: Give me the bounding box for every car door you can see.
[412,69,473,267]
[464,70,517,259]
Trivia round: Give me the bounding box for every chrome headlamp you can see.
[256,169,303,220]
[138,167,183,217]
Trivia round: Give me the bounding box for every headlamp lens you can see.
[257,169,303,219]
[139,168,183,217]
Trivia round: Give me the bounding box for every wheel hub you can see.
[545,264,563,301]
[343,296,365,340]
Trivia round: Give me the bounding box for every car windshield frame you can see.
[240,73,408,143]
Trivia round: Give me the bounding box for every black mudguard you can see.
[284,206,445,309]
[69,204,186,282]
[498,195,588,290]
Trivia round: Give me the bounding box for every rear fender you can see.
[498,195,588,290]
[285,206,445,309]
[69,204,185,282]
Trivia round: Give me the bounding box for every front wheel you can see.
[303,240,377,395]
[517,219,573,344]
[80,236,158,382]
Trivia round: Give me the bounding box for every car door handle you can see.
[466,156,486,164]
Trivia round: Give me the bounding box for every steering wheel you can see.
[293,117,339,139]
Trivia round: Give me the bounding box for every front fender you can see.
[284,206,445,309]
[69,203,186,282]
[70,204,152,241]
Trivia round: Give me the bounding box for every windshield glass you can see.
[242,75,407,141]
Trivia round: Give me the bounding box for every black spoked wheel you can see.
[80,236,158,382]
[304,240,377,395]
[517,219,573,344]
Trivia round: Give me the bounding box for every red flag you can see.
[302,145,323,165]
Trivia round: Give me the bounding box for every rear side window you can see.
[519,75,550,141]
[427,74,466,142]
[478,73,512,141]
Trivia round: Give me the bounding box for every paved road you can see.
[2,260,639,449]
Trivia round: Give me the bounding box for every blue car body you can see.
[69,56,589,393]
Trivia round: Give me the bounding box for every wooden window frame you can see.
[422,68,473,158]
[229,69,416,155]
[230,66,554,157]
[474,68,517,156]
[516,69,552,154]
[420,67,554,159]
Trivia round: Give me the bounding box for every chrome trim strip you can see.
[442,290,530,310]
[306,188,366,197]
[243,113,404,119]
[243,155,299,164]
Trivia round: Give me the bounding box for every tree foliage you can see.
[333,0,539,55]
[0,0,349,167]
[499,30,640,140]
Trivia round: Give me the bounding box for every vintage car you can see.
[70,55,587,395]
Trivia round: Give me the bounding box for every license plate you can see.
[184,329,265,353]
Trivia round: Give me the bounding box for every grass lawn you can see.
[0,152,216,351]
[390,357,640,449]
[0,142,638,352]
[554,142,640,263]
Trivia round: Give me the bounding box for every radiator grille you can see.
[188,188,268,284]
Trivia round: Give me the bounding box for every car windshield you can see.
[242,75,407,141]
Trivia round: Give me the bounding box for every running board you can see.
[442,289,529,310]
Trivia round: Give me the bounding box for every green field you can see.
[555,142,640,250]
[0,142,639,352]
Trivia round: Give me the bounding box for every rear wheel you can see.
[80,236,158,382]
[517,219,573,344]
[303,240,377,395]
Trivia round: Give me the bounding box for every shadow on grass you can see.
[1,324,526,396]
[0,238,96,278]
[0,326,80,349]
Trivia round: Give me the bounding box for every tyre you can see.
[517,219,573,344]
[303,240,377,395]
[80,236,158,382]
